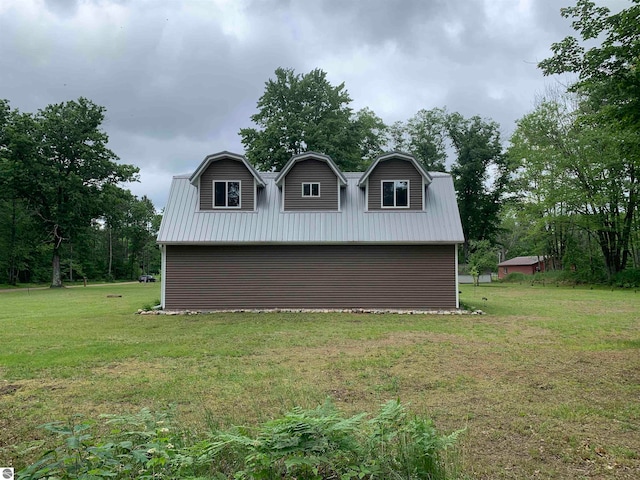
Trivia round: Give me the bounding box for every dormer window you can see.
[302,182,320,198]
[214,180,241,208]
[275,153,346,211]
[382,180,409,208]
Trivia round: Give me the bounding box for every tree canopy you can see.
[240,67,387,172]
[447,113,510,257]
[508,91,639,276]
[388,108,448,171]
[240,69,511,257]
[0,98,159,286]
[539,0,640,130]
[501,0,640,279]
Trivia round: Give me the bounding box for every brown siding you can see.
[367,159,423,211]
[284,159,339,211]
[199,158,255,211]
[165,244,457,310]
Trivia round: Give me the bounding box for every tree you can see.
[101,184,133,280]
[0,102,47,284]
[508,93,639,276]
[351,107,389,165]
[467,239,499,278]
[124,194,161,278]
[537,0,640,276]
[389,109,508,256]
[507,96,579,270]
[496,203,539,262]
[240,67,386,171]
[388,108,448,171]
[8,98,139,287]
[539,0,640,131]
[447,113,509,258]
[570,108,638,275]
[69,190,161,282]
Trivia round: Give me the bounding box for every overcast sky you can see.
[0,0,626,210]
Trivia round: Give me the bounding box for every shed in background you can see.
[498,256,546,279]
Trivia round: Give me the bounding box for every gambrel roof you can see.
[275,151,348,187]
[157,170,464,245]
[189,151,265,187]
[358,151,432,187]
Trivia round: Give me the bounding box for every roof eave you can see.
[157,240,465,246]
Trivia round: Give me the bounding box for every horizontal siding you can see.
[165,245,457,310]
[368,159,423,211]
[284,159,339,210]
[199,158,255,211]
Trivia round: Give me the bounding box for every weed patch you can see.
[16,401,461,480]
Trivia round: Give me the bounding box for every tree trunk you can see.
[597,228,623,278]
[9,197,17,285]
[51,224,65,287]
[51,249,63,288]
[108,226,113,278]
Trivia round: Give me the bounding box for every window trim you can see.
[381,180,410,209]
[301,182,321,198]
[213,180,242,209]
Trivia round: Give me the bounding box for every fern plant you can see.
[210,399,367,479]
[17,400,463,479]
[207,399,463,480]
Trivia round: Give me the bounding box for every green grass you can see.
[1,282,639,478]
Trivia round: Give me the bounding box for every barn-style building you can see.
[157,151,465,310]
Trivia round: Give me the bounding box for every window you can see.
[302,182,320,198]
[213,180,241,208]
[382,180,409,208]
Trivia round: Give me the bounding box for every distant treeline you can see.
[0,98,160,286]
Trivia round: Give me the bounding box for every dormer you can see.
[275,152,347,211]
[189,151,265,211]
[358,152,432,211]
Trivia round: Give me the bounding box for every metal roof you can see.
[157,171,464,245]
[498,256,545,267]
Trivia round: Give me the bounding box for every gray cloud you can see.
[44,0,80,17]
[0,0,618,209]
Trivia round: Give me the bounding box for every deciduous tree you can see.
[447,113,509,258]
[0,102,46,284]
[240,68,387,171]
[9,98,139,287]
[389,108,448,171]
[351,107,388,165]
[539,0,640,130]
[508,94,639,276]
[537,0,640,276]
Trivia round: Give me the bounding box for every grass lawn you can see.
[0,282,638,478]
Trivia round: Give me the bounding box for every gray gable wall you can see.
[283,159,339,211]
[198,158,256,211]
[366,158,424,211]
